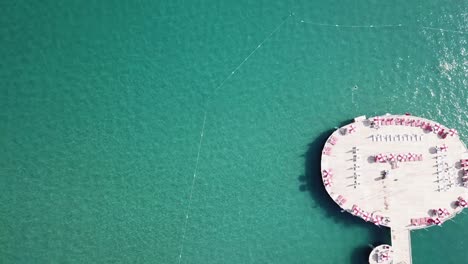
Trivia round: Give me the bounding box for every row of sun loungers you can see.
[351,204,386,225]
[373,117,423,126]
[411,217,433,226]
[460,160,468,187]
[374,153,423,163]
[371,134,422,142]
[411,200,468,228]
[323,134,340,155]
[435,154,454,191]
[371,116,459,137]
[412,207,453,227]
[322,169,333,188]
[351,147,361,189]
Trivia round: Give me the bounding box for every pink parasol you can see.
[407,153,415,161]
[352,205,361,216]
[457,197,467,208]
[388,154,395,162]
[380,252,390,261]
[433,123,441,132]
[372,214,384,225]
[373,116,382,124]
[397,154,404,162]
[375,154,384,162]
[439,144,448,152]
[361,211,370,221]
[443,208,450,217]
[322,169,332,178]
[380,154,388,163]
[425,124,433,131]
[459,200,468,208]
[436,208,445,218]
[348,125,356,133]
[449,128,458,136]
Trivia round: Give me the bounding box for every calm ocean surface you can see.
[1,1,467,263]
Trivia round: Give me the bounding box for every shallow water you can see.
[1,1,467,263]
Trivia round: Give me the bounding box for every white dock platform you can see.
[321,114,468,264]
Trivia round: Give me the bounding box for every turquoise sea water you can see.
[1,1,467,263]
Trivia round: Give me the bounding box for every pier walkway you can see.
[391,228,412,264]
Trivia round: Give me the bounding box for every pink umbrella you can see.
[375,154,384,162]
[322,170,329,178]
[439,144,448,152]
[388,154,395,162]
[443,208,450,217]
[433,123,441,132]
[436,208,445,217]
[433,218,442,226]
[459,200,468,208]
[407,153,415,161]
[322,169,333,178]
[361,211,370,221]
[380,154,388,163]
[449,129,458,136]
[397,154,404,162]
[372,215,384,225]
[373,116,383,125]
[352,205,361,215]
[425,124,433,132]
[348,125,356,133]
[457,197,467,208]
[328,136,338,145]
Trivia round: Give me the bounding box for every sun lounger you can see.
[421,217,432,225]
[340,198,347,205]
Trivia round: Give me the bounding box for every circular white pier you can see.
[321,114,468,264]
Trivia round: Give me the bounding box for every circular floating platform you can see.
[320,114,468,263]
[369,244,393,264]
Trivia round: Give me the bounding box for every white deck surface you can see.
[321,114,468,264]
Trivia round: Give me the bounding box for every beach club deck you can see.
[321,114,468,264]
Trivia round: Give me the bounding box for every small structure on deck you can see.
[321,114,467,264]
